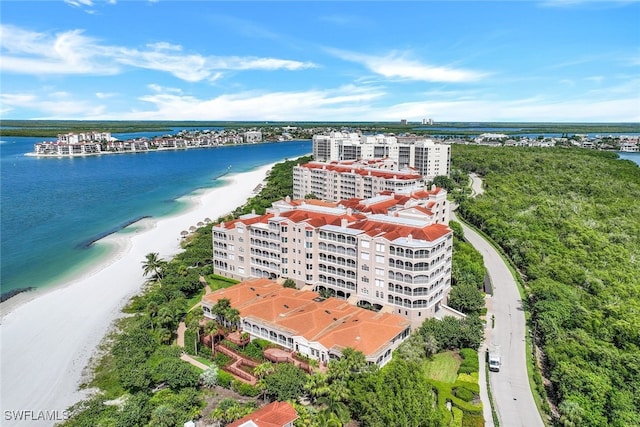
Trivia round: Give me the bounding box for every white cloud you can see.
[89,85,385,121]
[0,25,120,75]
[0,91,106,118]
[0,24,317,81]
[95,92,117,99]
[328,48,487,83]
[64,0,94,8]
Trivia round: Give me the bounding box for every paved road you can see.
[454,214,544,427]
[469,173,485,197]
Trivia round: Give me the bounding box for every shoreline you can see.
[0,162,276,427]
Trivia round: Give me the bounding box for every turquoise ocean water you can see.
[0,134,311,297]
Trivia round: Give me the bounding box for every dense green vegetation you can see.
[3,119,637,138]
[453,145,640,426]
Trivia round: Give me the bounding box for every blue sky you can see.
[1,1,639,122]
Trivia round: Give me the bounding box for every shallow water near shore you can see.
[0,137,311,297]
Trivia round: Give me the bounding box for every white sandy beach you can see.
[0,163,275,426]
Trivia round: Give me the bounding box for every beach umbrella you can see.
[181,230,189,236]
[204,218,212,224]
[197,221,204,227]
[189,226,197,232]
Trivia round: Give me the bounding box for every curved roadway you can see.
[456,173,544,427]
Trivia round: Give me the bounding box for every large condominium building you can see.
[312,132,451,179]
[292,159,425,201]
[212,189,452,327]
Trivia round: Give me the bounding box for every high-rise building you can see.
[311,132,450,179]
[293,158,425,201]
[212,190,452,327]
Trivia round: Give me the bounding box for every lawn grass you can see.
[186,287,206,311]
[207,274,240,291]
[422,350,462,384]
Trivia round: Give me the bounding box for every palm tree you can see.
[157,327,172,344]
[156,306,175,329]
[142,252,166,280]
[317,397,350,425]
[305,372,330,403]
[423,334,439,358]
[253,362,275,379]
[313,410,342,427]
[147,301,159,331]
[225,307,240,331]
[187,311,204,355]
[212,298,240,331]
[205,320,220,355]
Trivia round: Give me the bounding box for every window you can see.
[361,240,370,248]
[228,244,235,251]
[281,237,288,243]
[375,268,384,277]
[306,264,313,270]
[282,258,288,264]
[375,255,384,264]
[375,279,384,287]
[282,248,288,254]
[238,267,245,274]
[281,226,288,233]
[237,227,244,234]
[362,277,369,283]
[376,243,385,252]
[306,230,313,238]
[305,242,313,249]
[306,253,313,259]
[361,252,370,261]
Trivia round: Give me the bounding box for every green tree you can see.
[447,283,485,314]
[142,252,166,280]
[186,310,204,355]
[262,363,307,401]
[149,404,176,427]
[205,320,219,354]
[152,358,200,390]
[115,393,151,427]
[317,397,350,425]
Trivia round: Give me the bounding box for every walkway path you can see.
[180,353,209,370]
[176,321,186,348]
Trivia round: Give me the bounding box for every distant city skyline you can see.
[1,1,639,122]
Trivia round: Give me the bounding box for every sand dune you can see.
[0,163,274,427]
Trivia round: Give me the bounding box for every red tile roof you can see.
[203,279,410,358]
[300,162,421,180]
[349,219,451,242]
[227,401,298,427]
